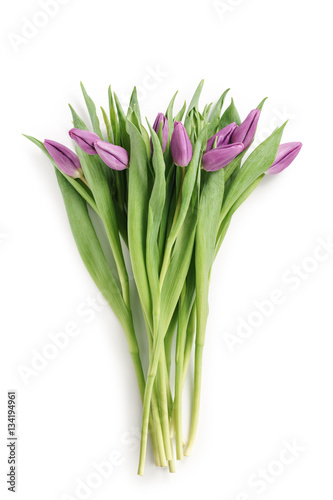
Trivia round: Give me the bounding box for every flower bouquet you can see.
[25,81,301,475]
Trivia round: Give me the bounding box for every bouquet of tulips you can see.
[26,81,301,475]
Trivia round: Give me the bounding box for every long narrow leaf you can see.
[220,123,286,221]
[80,82,103,138]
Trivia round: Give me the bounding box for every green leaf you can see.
[146,123,166,308]
[223,151,245,183]
[141,123,152,160]
[257,97,268,111]
[76,148,130,306]
[202,103,213,120]
[158,166,176,260]
[192,109,205,140]
[108,86,120,145]
[220,123,286,222]
[126,119,152,329]
[128,86,142,124]
[165,91,178,122]
[160,199,198,333]
[185,80,204,128]
[174,100,186,122]
[185,109,195,137]
[184,80,204,130]
[219,98,241,128]
[101,106,113,142]
[207,88,230,136]
[164,92,178,166]
[114,92,130,150]
[127,107,142,133]
[55,170,138,354]
[195,168,225,347]
[80,82,103,138]
[68,105,88,130]
[215,174,264,255]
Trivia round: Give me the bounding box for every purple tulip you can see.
[152,113,169,153]
[202,143,244,172]
[170,121,193,167]
[266,142,302,175]
[94,140,129,171]
[44,139,82,178]
[69,128,100,155]
[231,109,260,150]
[206,122,237,151]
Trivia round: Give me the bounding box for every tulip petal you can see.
[69,128,100,155]
[170,121,193,167]
[231,109,260,149]
[94,140,128,171]
[266,142,302,174]
[152,113,169,153]
[202,143,244,172]
[206,122,238,151]
[44,139,82,178]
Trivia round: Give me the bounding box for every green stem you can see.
[143,307,168,468]
[130,351,160,466]
[151,387,167,467]
[164,307,177,379]
[122,315,163,468]
[157,361,174,463]
[138,302,170,471]
[137,330,165,475]
[184,344,203,456]
[138,373,157,475]
[100,212,131,309]
[159,167,185,287]
[174,288,188,460]
[181,301,196,388]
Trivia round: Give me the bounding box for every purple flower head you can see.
[266,142,302,175]
[44,140,82,178]
[202,142,244,172]
[170,121,193,167]
[206,122,237,151]
[231,109,260,150]
[152,113,169,153]
[94,140,129,171]
[69,128,100,155]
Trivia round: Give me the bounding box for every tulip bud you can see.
[206,122,237,151]
[202,143,244,172]
[69,128,100,155]
[44,139,83,179]
[266,142,302,175]
[231,109,260,150]
[170,121,193,167]
[152,113,169,153]
[94,140,129,171]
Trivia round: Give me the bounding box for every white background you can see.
[1,0,333,498]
